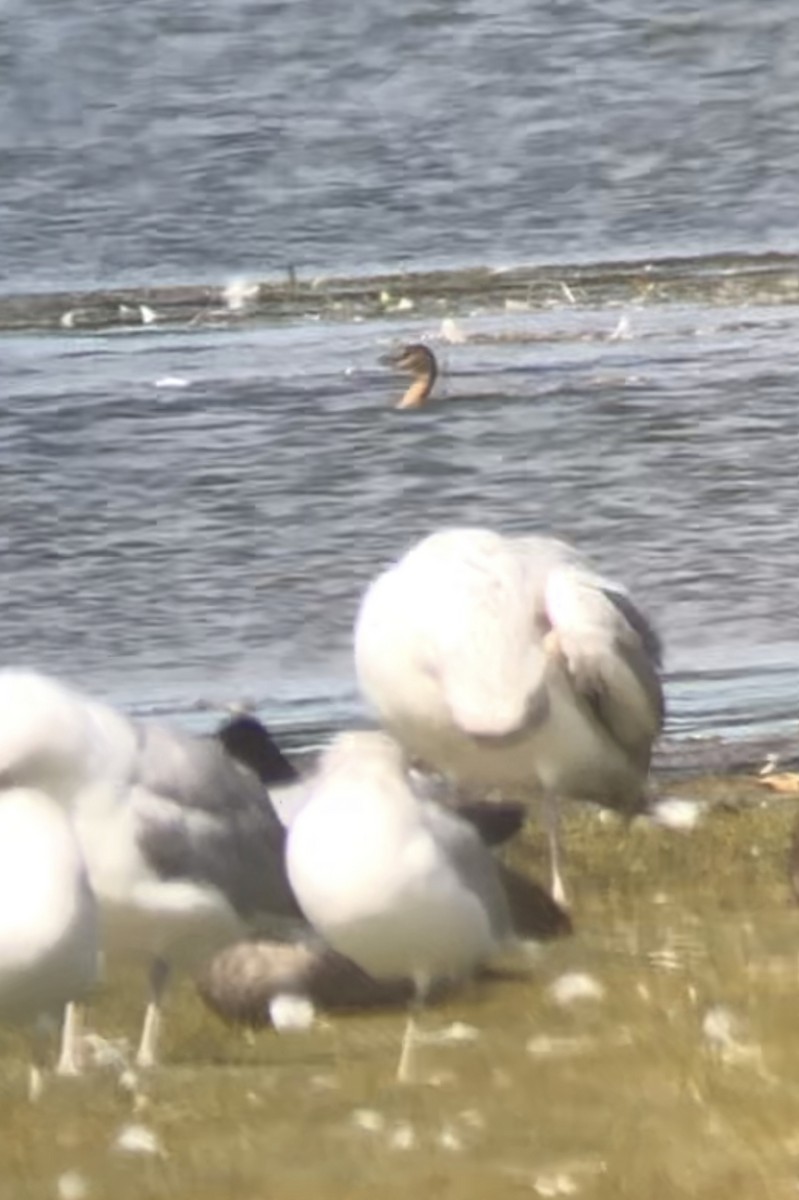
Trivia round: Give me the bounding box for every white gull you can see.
[286,730,514,1082]
[354,526,664,906]
[0,786,98,1094]
[0,668,306,1067]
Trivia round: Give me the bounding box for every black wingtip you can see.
[499,864,574,940]
[216,714,299,786]
[457,800,527,847]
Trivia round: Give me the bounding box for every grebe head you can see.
[381,343,439,410]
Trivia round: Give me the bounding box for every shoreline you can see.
[653,727,799,782]
[4,249,799,333]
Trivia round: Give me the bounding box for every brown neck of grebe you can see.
[395,353,438,410]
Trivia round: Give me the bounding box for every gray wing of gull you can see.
[517,535,662,666]
[421,801,513,945]
[557,582,664,766]
[515,537,664,764]
[603,585,662,668]
[409,767,526,846]
[132,722,306,929]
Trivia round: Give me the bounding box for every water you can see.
[2,0,799,742]
[2,0,799,739]
[3,0,799,291]
[3,298,799,740]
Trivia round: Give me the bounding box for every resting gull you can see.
[286,730,515,1082]
[0,786,98,1096]
[200,717,567,1026]
[0,668,306,1067]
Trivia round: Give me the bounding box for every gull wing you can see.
[544,563,664,764]
[132,722,305,928]
[421,801,514,945]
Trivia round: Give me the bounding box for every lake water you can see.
[4,0,799,289]
[2,0,799,745]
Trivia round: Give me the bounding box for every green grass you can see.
[3,773,799,1200]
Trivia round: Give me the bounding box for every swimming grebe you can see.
[355,527,664,908]
[382,342,439,410]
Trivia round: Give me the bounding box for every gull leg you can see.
[136,957,171,1069]
[396,976,429,1085]
[27,1063,44,1104]
[397,1009,419,1085]
[543,792,569,910]
[56,1002,84,1076]
[28,1015,53,1102]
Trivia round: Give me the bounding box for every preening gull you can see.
[0,669,306,1067]
[0,787,98,1095]
[286,730,515,1081]
[355,526,664,907]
